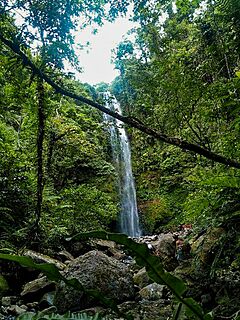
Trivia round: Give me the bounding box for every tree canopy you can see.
[0,0,240,240]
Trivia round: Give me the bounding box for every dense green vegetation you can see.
[0,1,240,320]
[0,1,123,248]
[0,0,239,245]
[111,0,240,233]
[0,53,121,247]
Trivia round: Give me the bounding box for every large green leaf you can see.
[184,298,205,319]
[0,254,63,282]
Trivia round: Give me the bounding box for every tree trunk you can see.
[35,77,45,228]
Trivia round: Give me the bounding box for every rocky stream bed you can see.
[0,227,239,320]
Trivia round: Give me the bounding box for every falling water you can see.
[104,94,141,237]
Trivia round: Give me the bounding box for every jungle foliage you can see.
[111,0,240,233]
[0,1,240,320]
[0,0,239,243]
[0,1,122,247]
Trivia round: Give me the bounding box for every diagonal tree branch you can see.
[1,32,240,169]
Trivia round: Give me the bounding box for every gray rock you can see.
[153,234,178,271]
[26,302,39,309]
[133,268,150,289]
[21,276,56,301]
[19,305,28,311]
[54,250,135,313]
[57,250,74,262]
[139,283,165,301]
[23,250,66,270]
[7,305,27,315]
[1,296,18,306]
[1,297,12,306]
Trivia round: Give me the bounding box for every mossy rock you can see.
[133,267,151,289]
[0,274,9,297]
[191,227,226,266]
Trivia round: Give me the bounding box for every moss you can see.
[0,274,9,297]
[138,198,171,233]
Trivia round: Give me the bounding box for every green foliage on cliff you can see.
[111,0,240,233]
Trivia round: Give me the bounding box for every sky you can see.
[74,17,135,85]
[14,6,135,86]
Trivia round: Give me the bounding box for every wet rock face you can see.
[54,250,135,313]
[191,227,226,266]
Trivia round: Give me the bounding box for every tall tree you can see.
[0,0,130,230]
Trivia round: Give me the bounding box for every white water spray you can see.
[104,95,141,237]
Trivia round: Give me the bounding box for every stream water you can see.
[104,95,141,237]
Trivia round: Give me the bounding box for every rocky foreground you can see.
[0,226,239,320]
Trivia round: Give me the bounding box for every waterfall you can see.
[104,94,141,237]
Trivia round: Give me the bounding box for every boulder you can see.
[133,268,150,289]
[153,234,178,271]
[54,250,135,313]
[139,283,165,301]
[21,276,56,302]
[191,227,225,265]
[23,250,66,270]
